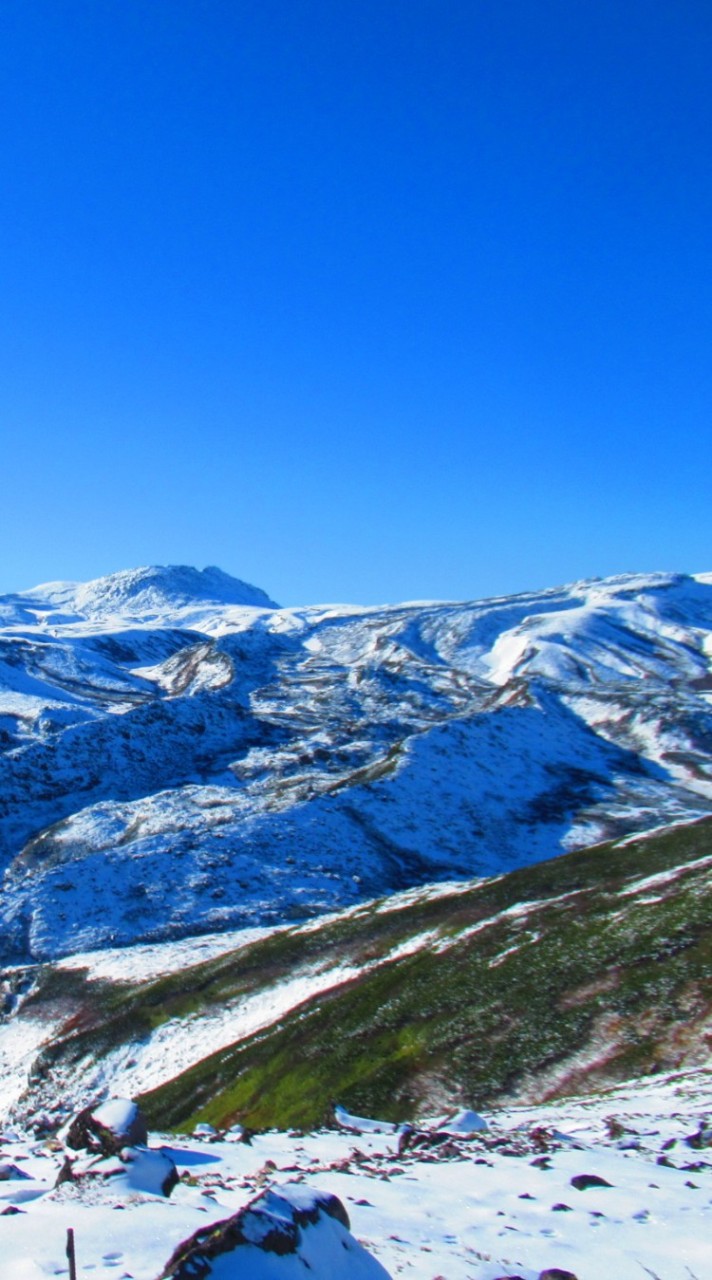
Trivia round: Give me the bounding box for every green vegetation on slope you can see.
[138,817,712,1130]
[20,816,712,1131]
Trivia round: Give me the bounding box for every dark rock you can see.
[1,1205,24,1215]
[551,1202,572,1211]
[539,1271,580,1280]
[530,1126,554,1150]
[0,1163,30,1181]
[685,1125,712,1149]
[55,1155,75,1186]
[570,1173,613,1191]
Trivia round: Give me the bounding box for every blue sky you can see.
[1,0,710,606]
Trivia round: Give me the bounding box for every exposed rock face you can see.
[157,1183,392,1278]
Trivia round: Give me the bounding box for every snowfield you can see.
[0,1070,709,1279]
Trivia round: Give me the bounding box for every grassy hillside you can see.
[18,815,712,1131]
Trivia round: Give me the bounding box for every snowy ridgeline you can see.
[0,1072,710,1280]
[1,566,712,962]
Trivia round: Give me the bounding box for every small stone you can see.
[0,1163,30,1181]
[570,1173,612,1191]
[551,1202,572,1211]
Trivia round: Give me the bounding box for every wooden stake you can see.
[66,1227,77,1280]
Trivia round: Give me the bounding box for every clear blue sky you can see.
[1,0,710,606]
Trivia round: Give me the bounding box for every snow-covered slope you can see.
[1,566,711,961]
[0,1070,710,1280]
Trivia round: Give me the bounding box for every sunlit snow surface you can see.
[0,1069,709,1280]
[1,566,712,961]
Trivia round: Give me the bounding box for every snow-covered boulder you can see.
[64,1098,148,1154]
[157,1183,392,1278]
[435,1108,488,1135]
[332,1104,399,1135]
[56,1145,178,1198]
[191,1121,219,1140]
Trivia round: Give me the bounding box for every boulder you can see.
[64,1098,148,1156]
[56,1145,178,1198]
[157,1183,392,1278]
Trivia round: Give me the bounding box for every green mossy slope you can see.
[132,816,712,1131]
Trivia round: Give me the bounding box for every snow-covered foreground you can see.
[0,1069,709,1280]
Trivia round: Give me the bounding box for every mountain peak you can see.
[26,564,279,619]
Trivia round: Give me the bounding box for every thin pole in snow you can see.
[66,1227,77,1280]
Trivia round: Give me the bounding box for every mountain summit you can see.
[23,565,279,621]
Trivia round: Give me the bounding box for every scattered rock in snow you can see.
[685,1123,712,1149]
[191,1122,219,1140]
[333,1104,399,1135]
[157,1182,392,1278]
[0,1162,30,1180]
[538,1270,580,1280]
[435,1109,488,1135]
[570,1173,613,1191]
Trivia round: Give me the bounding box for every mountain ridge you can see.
[0,566,711,963]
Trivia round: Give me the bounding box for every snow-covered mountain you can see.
[1,565,711,962]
